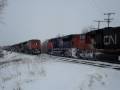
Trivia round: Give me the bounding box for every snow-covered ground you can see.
[0,51,120,90]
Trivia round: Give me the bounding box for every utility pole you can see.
[104,12,115,28]
[94,20,105,29]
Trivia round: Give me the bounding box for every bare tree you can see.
[0,0,7,24]
[0,0,6,12]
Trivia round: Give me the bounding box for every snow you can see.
[0,51,120,90]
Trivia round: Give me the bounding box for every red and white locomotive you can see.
[8,39,41,54]
[42,34,94,58]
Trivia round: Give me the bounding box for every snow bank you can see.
[0,52,120,90]
[0,51,36,63]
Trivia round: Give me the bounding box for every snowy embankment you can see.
[0,51,120,90]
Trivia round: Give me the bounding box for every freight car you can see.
[8,39,41,54]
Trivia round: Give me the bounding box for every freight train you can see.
[5,39,41,54]
[3,27,120,63]
[42,27,120,63]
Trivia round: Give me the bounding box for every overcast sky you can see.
[0,0,120,45]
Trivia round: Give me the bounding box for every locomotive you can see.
[42,27,120,63]
[6,39,41,54]
[42,34,93,58]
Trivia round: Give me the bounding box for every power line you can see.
[94,20,105,29]
[104,12,115,28]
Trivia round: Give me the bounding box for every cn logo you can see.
[104,34,117,45]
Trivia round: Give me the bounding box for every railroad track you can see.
[1,53,120,71]
[46,54,120,70]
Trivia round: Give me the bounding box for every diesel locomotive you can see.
[6,39,41,54]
